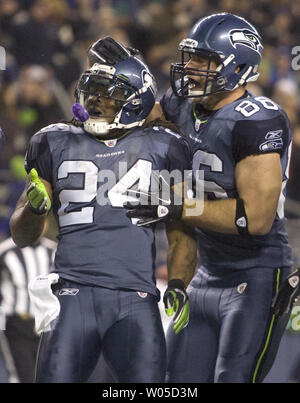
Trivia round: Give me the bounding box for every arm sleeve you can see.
[160,87,183,124]
[232,114,291,163]
[166,135,192,184]
[24,131,52,182]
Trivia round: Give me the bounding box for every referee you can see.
[0,235,56,383]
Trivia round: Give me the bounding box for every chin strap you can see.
[83,116,145,137]
[84,119,109,135]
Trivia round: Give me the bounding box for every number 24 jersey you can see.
[24,123,191,297]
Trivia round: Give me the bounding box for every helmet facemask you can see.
[74,64,143,138]
[170,47,227,99]
[171,14,263,100]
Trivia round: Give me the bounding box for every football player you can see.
[9,37,197,383]
[126,13,293,383]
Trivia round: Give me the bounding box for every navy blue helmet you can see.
[74,37,157,136]
[170,13,263,98]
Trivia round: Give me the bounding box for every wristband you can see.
[235,198,249,236]
[28,201,49,216]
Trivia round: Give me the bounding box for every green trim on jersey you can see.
[252,268,281,383]
[96,129,131,143]
[192,104,208,125]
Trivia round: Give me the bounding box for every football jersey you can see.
[161,89,293,270]
[25,123,191,297]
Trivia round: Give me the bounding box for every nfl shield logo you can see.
[237,283,247,294]
[289,276,300,289]
[104,139,117,147]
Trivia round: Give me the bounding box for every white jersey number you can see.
[57,159,152,227]
[235,96,278,117]
[193,150,228,199]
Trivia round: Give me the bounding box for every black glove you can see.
[272,268,300,317]
[125,183,183,227]
[163,279,190,334]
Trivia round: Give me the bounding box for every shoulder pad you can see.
[39,123,71,133]
[160,86,185,119]
[35,123,84,136]
[229,95,285,122]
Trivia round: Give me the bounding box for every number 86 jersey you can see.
[161,89,293,271]
[24,123,191,296]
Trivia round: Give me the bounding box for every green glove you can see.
[163,279,190,334]
[286,303,300,332]
[27,168,51,215]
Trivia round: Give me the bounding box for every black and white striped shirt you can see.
[0,238,56,317]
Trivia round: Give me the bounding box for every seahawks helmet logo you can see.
[142,69,157,97]
[229,29,263,55]
[259,130,283,152]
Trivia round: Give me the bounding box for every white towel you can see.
[28,273,60,335]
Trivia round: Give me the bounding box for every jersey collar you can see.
[192,90,251,132]
[84,129,131,147]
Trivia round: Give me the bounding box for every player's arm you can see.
[166,220,197,286]
[164,221,197,334]
[182,152,282,235]
[10,169,53,248]
[127,153,282,236]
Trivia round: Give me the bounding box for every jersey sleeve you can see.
[24,130,52,182]
[160,86,183,124]
[166,133,192,187]
[232,113,291,163]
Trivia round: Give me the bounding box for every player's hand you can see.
[124,180,183,227]
[286,302,300,333]
[163,279,190,334]
[27,168,51,215]
[272,268,300,317]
